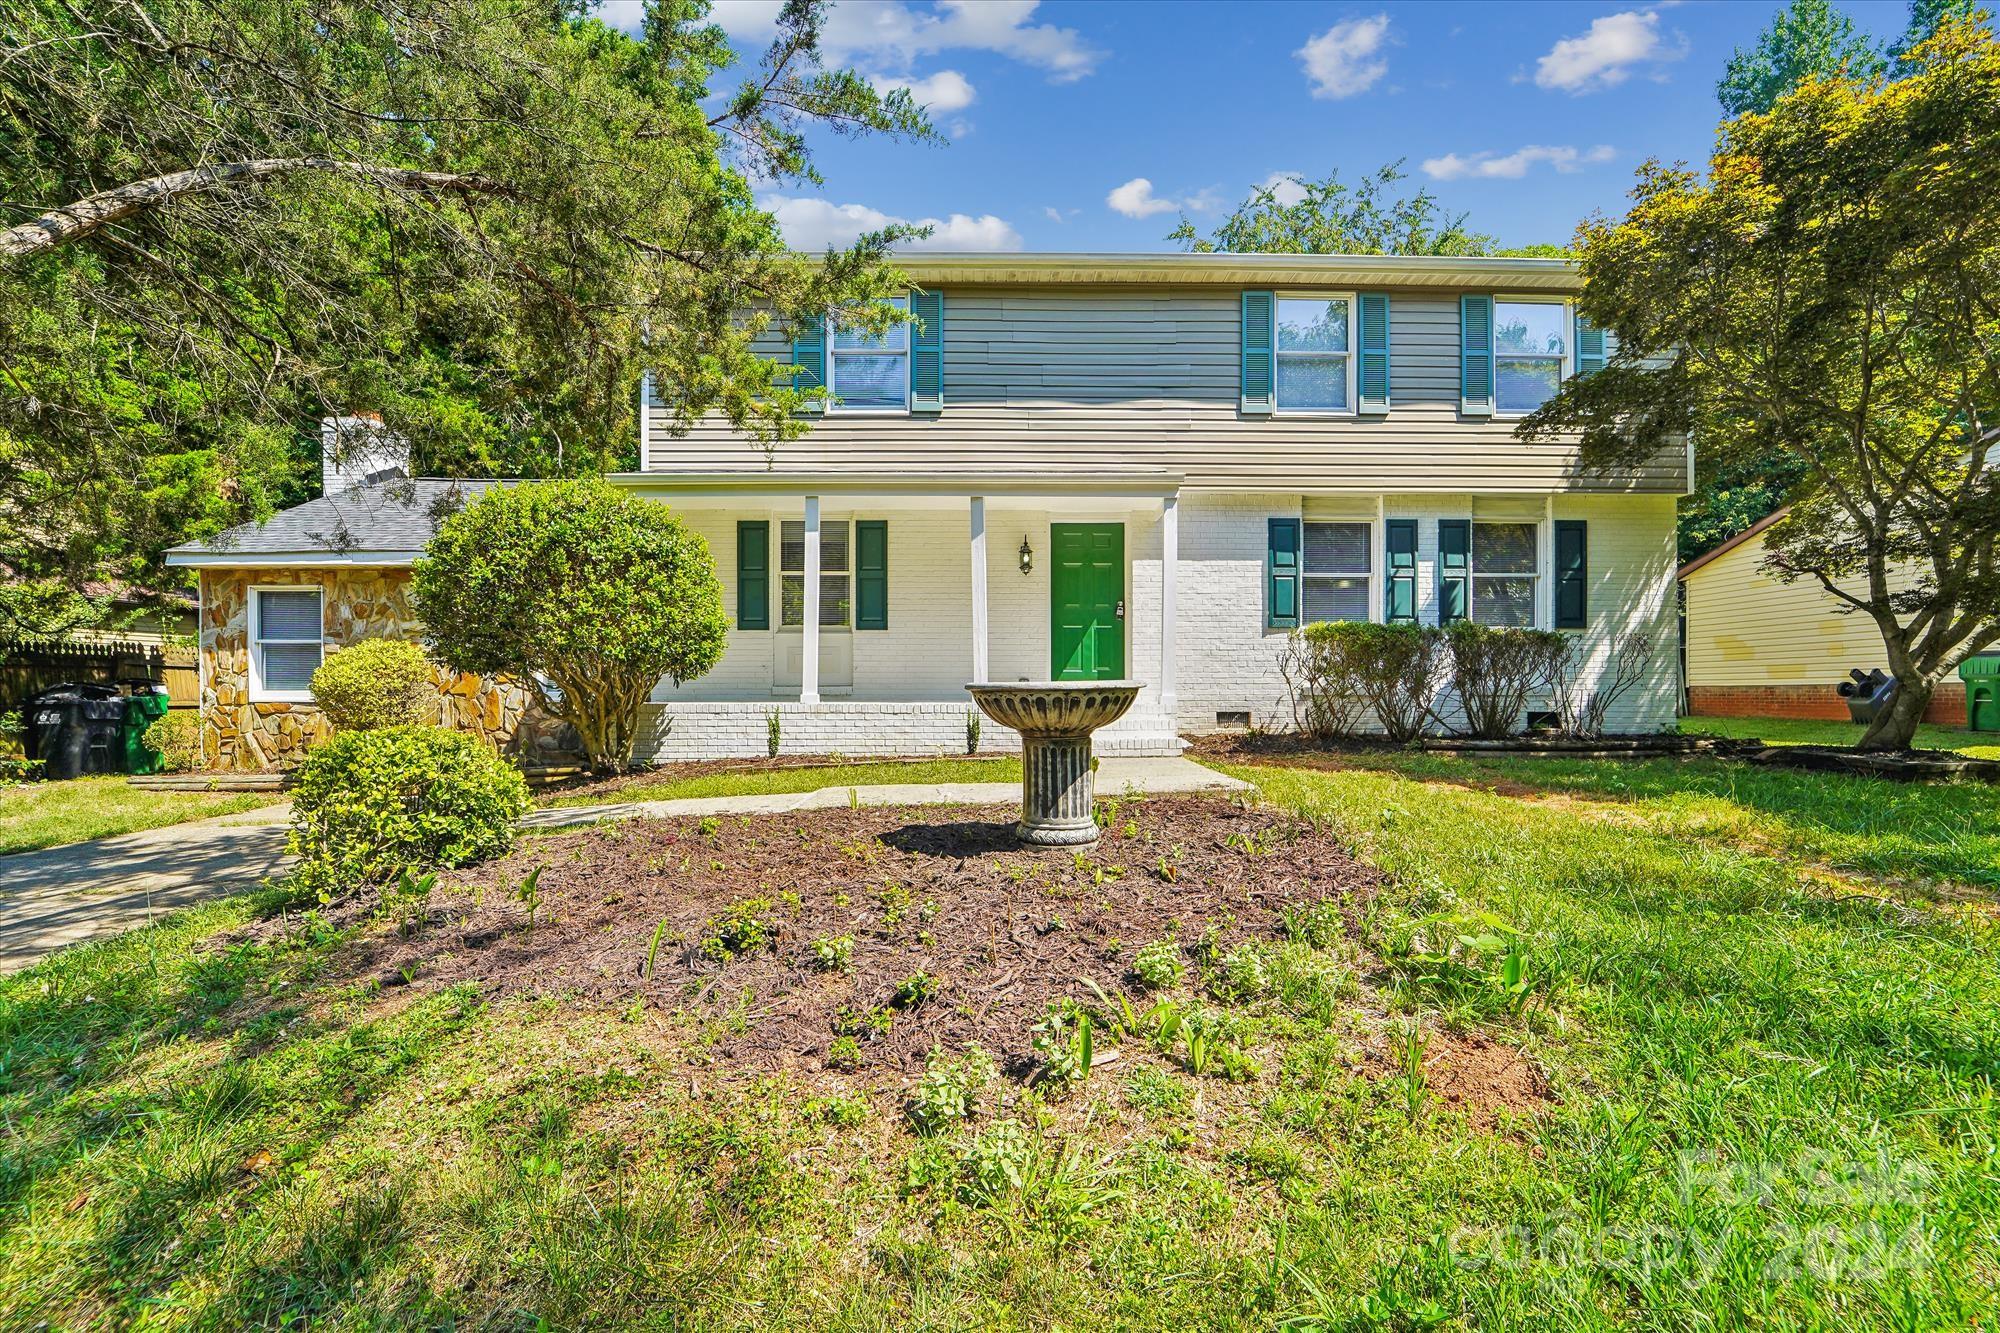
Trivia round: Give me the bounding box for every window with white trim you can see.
[828,295,909,412]
[1275,295,1355,413]
[1302,521,1372,623]
[1494,299,1568,415]
[252,587,323,699]
[1471,522,1539,627]
[780,519,851,627]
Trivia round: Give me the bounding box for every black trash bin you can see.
[24,683,125,780]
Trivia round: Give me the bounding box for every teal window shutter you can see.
[737,521,770,630]
[1575,314,1606,378]
[1385,519,1417,622]
[1439,519,1470,623]
[910,290,944,414]
[1241,291,1275,416]
[856,519,888,630]
[1267,517,1299,628]
[1460,295,1493,415]
[792,314,826,414]
[1358,293,1391,415]
[1554,520,1588,629]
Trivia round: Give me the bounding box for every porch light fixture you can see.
[1018,536,1033,574]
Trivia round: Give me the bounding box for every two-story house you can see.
[168,252,1686,769]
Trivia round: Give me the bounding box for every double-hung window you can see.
[1275,295,1355,413]
[251,587,323,700]
[1493,299,1569,415]
[1471,522,1539,627]
[780,519,851,627]
[828,296,909,412]
[1301,521,1372,623]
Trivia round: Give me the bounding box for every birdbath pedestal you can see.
[965,681,1142,846]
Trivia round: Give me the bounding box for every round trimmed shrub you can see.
[288,726,530,899]
[310,637,436,732]
[142,710,204,772]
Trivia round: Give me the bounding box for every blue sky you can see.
[605,1,1913,252]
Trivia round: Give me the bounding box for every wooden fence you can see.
[0,639,198,716]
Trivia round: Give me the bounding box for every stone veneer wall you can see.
[198,568,577,771]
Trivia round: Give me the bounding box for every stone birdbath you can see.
[966,681,1142,846]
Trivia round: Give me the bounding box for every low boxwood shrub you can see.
[288,726,530,901]
[309,637,436,732]
[142,710,204,772]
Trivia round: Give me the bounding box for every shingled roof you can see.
[165,478,503,565]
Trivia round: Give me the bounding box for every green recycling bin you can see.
[122,685,171,774]
[1960,653,2000,733]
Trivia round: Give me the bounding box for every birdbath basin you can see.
[966,681,1141,846]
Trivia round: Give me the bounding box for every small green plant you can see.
[766,707,782,757]
[1208,944,1273,1003]
[141,710,204,772]
[878,882,912,927]
[909,1044,996,1134]
[833,1003,894,1041]
[384,866,437,933]
[1031,1001,1094,1092]
[644,914,672,978]
[700,896,776,962]
[1153,845,1184,883]
[810,934,854,973]
[698,815,721,839]
[958,1118,1034,1204]
[813,1094,869,1127]
[965,709,981,754]
[827,1035,863,1070]
[892,969,939,1009]
[1397,1019,1430,1122]
[1280,899,1345,949]
[1130,938,1184,991]
[512,865,544,927]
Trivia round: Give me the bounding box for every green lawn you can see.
[1,754,1994,1327]
[1679,713,2000,758]
[0,775,277,855]
[536,756,1021,807]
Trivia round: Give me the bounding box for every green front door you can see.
[1050,523,1125,680]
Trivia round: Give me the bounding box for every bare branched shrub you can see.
[1550,632,1655,738]
[1279,625,1370,741]
[1442,624,1568,739]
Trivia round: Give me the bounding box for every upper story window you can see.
[781,519,851,627]
[1471,521,1539,626]
[1275,295,1354,413]
[829,296,909,412]
[1494,300,1569,415]
[1302,521,1372,623]
[251,586,323,700]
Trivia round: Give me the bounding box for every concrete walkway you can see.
[0,803,293,974]
[0,756,1244,975]
[524,755,1248,830]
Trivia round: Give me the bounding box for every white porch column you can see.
[1159,493,1178,715]
[969,495,990,684]
[801,495,821,704]
[1538,494,1556,630]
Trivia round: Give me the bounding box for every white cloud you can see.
[705,0,1100,82]
[761,194,1022,252]
[1421,144,1616,181]
[1104,178,1218,220]
[1296,14,1392,100]
[1259,171,1309,207]
[870,69,976,114]
[1534,10,1686,93]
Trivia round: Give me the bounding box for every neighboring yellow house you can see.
[1679,510,1966,724]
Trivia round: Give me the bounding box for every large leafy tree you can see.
[1524,16,2000,749]
[1170,162,1503,257]
[0,0,929,637]
[1687,0,1979,562]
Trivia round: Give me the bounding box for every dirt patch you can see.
[330,796,1378,1080]
[1422,1031,1553,1133]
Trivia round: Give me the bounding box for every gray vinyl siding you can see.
[652,287,1686,494]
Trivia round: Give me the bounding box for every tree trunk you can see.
[1857,676,1933,751]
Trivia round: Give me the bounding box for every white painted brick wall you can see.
[630,490,1679,760]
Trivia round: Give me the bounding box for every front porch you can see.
[617,471,1189,760]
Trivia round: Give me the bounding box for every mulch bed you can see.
[533,753,1002,803]
[335,795,1380,1079]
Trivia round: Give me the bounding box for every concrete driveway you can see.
[0,805,293,975]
